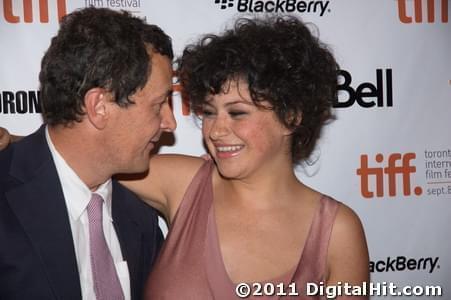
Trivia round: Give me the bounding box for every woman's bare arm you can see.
[118,154,205,222]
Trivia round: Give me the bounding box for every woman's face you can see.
[201,80,292,180]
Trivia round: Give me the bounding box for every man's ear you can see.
[84,88,110,130]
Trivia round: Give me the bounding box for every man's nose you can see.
[160,103,177,132]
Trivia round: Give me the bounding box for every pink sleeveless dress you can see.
[144,160,339,299]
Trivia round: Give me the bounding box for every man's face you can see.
[106,51,176,174]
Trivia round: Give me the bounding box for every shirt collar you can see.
[45,126,113,221]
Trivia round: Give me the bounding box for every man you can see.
[0,7,176,300]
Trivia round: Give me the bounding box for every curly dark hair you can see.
[178,16,338,164]
[40,7,173,125]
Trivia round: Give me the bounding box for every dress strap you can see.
[169,159,215,229]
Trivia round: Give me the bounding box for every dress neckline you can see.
[203,162,326,298]
[207,205,299,285]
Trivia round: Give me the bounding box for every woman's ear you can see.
[290,110,302,126]
[284,110,302,135]
[84,88,110,130]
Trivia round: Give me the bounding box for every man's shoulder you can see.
[0,127,49,190]
[0,142,14,166]
[111,180,160,222]
[0,145,15,190]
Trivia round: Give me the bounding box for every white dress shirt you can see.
[45,127,130,300]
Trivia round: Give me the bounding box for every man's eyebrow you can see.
[153,89,172,102]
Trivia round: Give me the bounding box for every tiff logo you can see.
[214,0,234,9]
[356,153,423,198]
[3,0,67,23]
[398,0,448,23]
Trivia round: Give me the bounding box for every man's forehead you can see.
[149,51,171,74]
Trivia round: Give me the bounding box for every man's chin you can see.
[131,161,150,174]
[116,158,150,176]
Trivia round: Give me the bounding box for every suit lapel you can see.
[111,182,144,300]
[7,126,81,299]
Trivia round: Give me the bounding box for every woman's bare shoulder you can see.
[326,200,370,289]
[331,201,367,242]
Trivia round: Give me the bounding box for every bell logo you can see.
[356,153,423,198]
[3,0,67,23]
[398,0,448,23]
[334,69,393,108]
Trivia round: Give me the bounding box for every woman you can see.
[1,16,369,299]
[135,16,368,299]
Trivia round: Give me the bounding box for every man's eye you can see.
[154,103,163,113]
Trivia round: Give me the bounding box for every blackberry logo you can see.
[214,0,234,9]
[214,0,331,16]
[370,256,440,274]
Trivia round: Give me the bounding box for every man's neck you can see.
[48,125,111,191]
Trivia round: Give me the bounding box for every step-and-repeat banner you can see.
[1,0,450,298]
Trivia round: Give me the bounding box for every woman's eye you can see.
[201,109,215,118]
[229,111,247,117]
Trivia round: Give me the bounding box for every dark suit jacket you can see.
[0,125,163,300]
